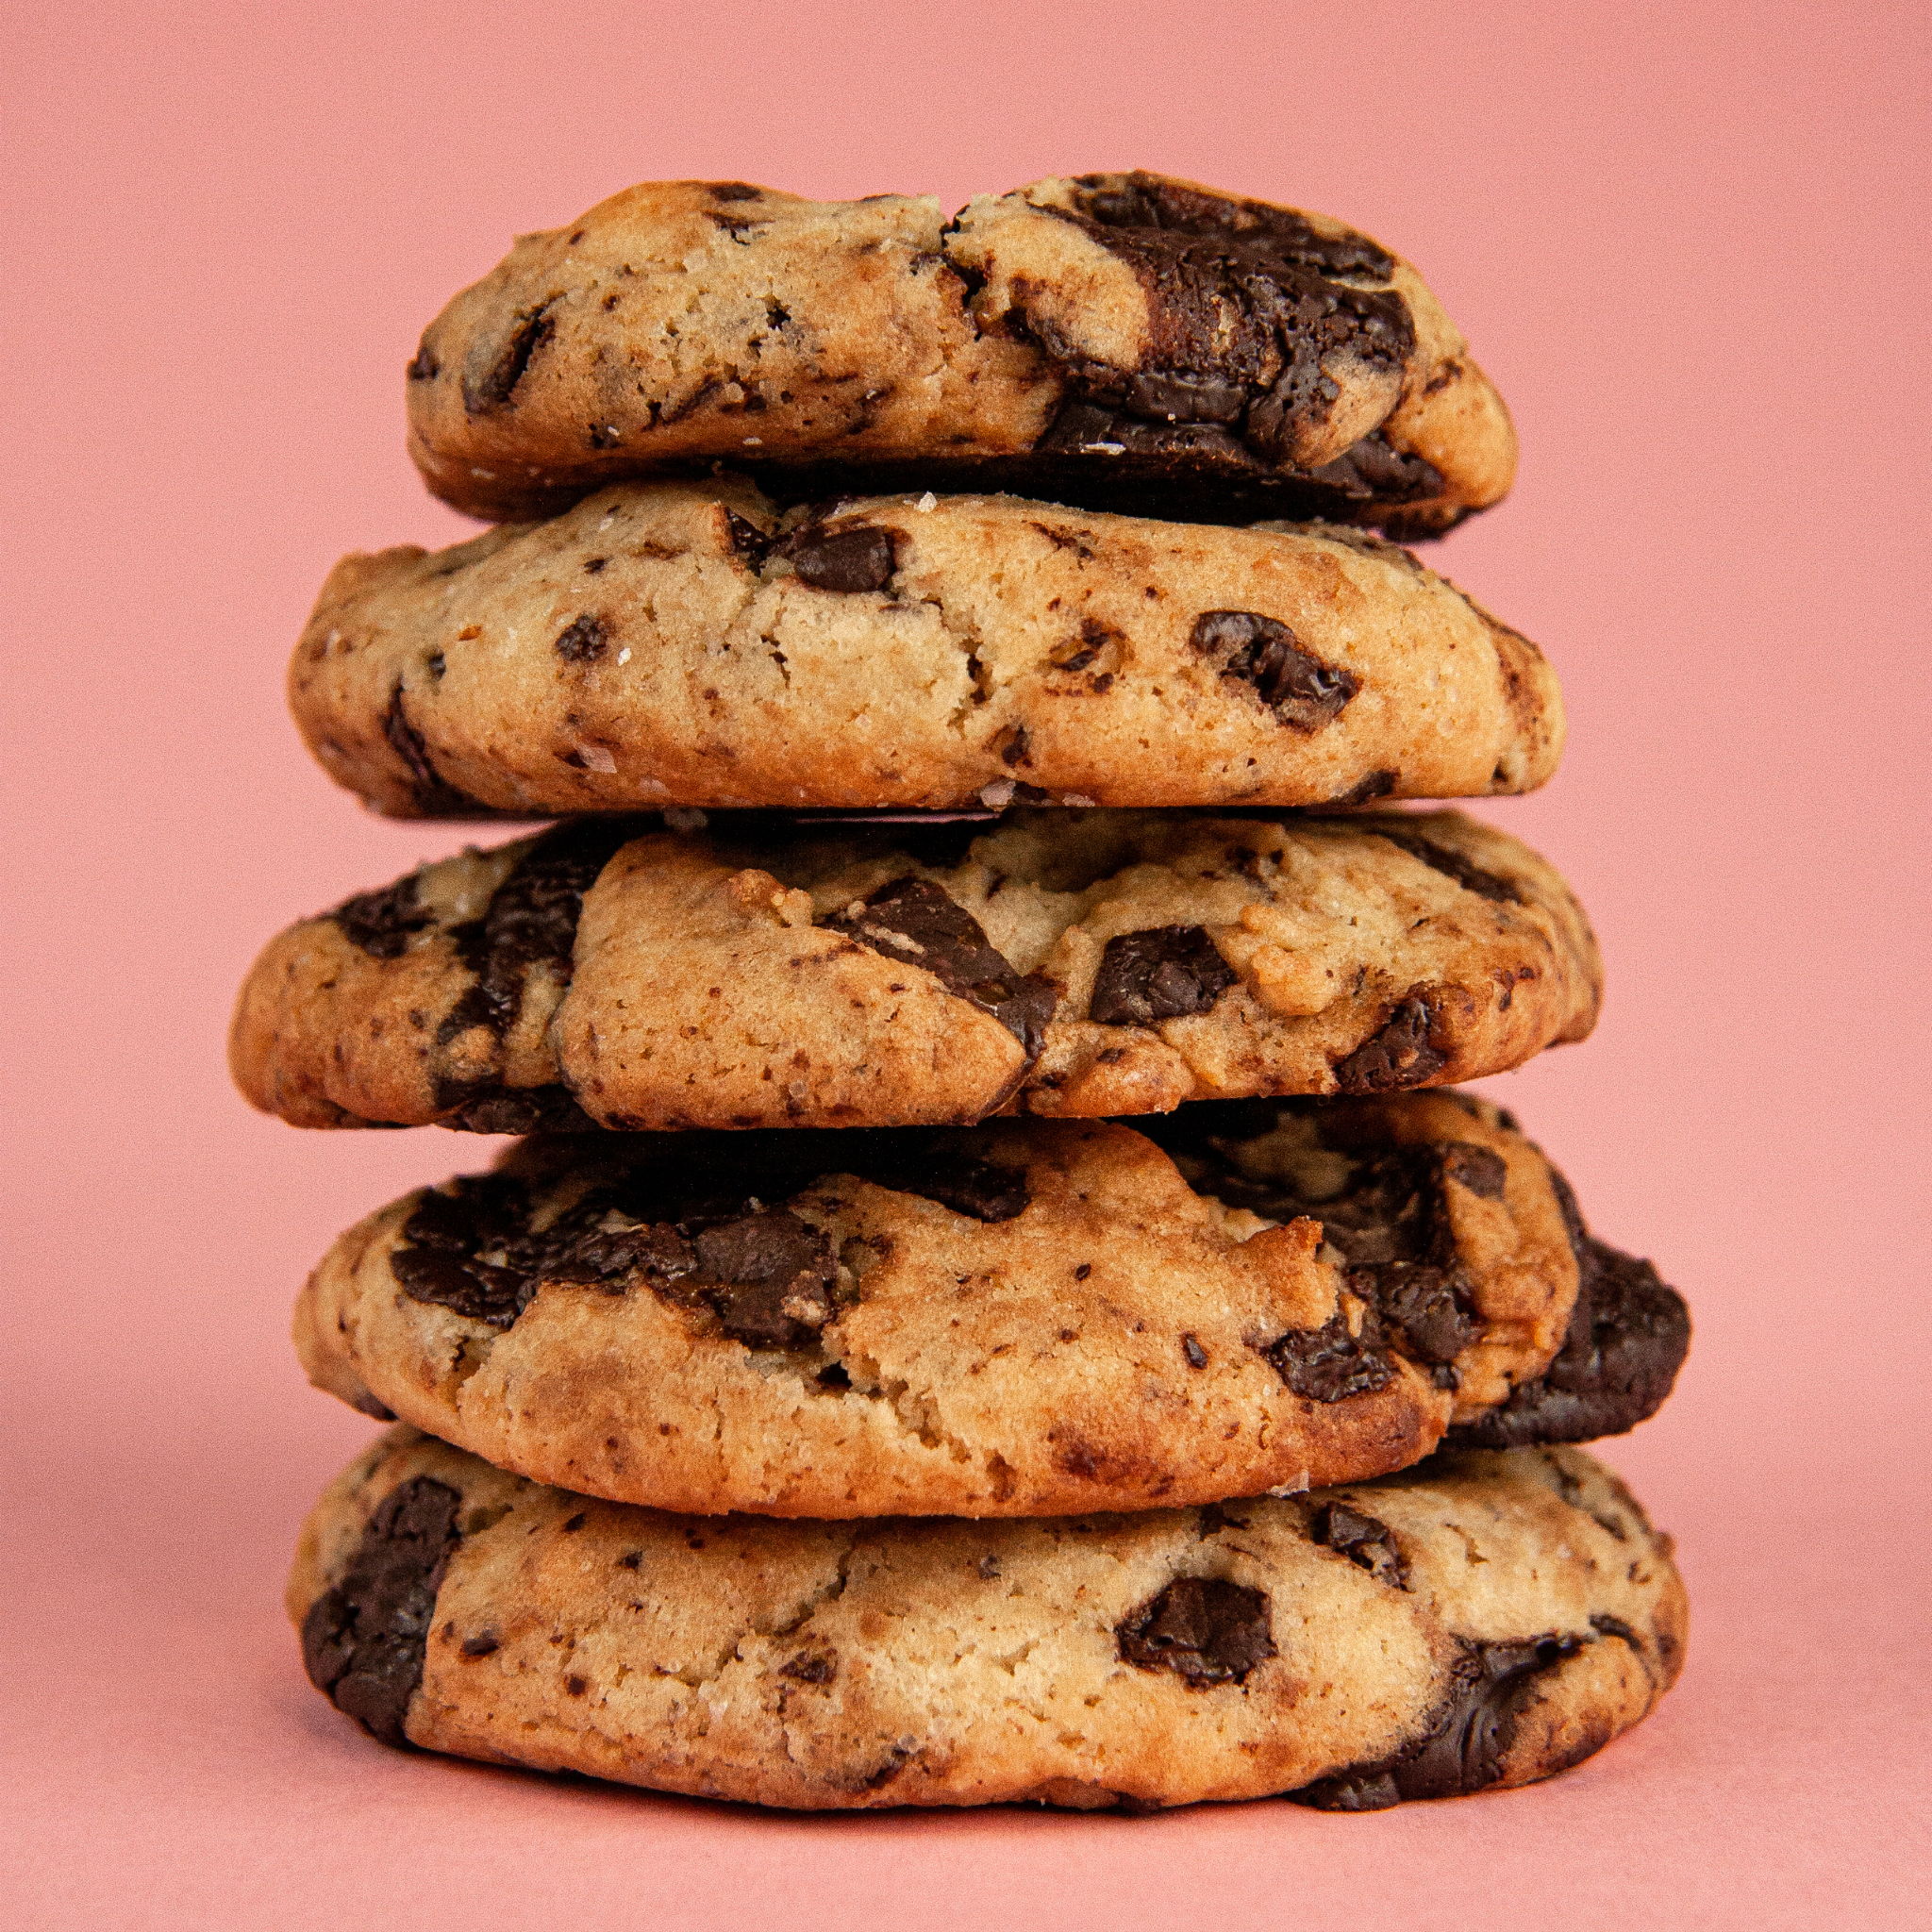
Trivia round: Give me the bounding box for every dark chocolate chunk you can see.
[1373,827,1522,906]
[554,614,609,663]
[709,182,763,204]
[778,1651,837,1684]
[333,874,433,959]
[391,1124,1034,1332]
[1311,1502,1408,1589]
[300,1476,463,1747]
[825,877,1056,1054]
[910,1157,1031,1223]
[1441,1143,1507,1198]
[1189,611,1358,730]
[383,686,482,817]
[1153,1111,1491,1370]
[1445,1175,1690,1448]
[1324,768,1398,808]
[1089,925,1237,1025]
[1332,995,1449,1093]
[1117,1576,1275,1687]
[686,1211,837,1349]
[1182,1332,1208,1370]
[725,510,773,567]
[1073,174,1393,279]
[444,1085,604,1136]
[1365,1264,1482,1366]
[786,525,897,592]
[1262,1310,1397,1402]
[462,300,557,415]
[1287,1635,1584,1808]
[1024,173,1414,477]
[435,819,639,1062]
[406,342,439,382]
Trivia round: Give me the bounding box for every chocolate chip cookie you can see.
[230,808,1600,1132]
[294,480,1560,819]
[406,172,1514,534]
[296,1093,1686,1517]
[290,1427,1683,1809]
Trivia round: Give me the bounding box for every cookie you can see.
[293,480,1561,819]
[296,1093,1687,1517]
[406,172,1514,535]
[230,808,1601,1132]
[290,1428,1684,1810]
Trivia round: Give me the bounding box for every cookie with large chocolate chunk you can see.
[230,808,1601,1133]
[296,1093,1684,1516]
[290,1428,1683,1810]
[405,173,1513,534]
[293,479,1560,819]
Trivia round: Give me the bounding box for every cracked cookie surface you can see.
[296,1093,1686,1517]
[293,479,1560,818]
[230,808,1601,1133]
[405,172,1513,534]
[290,1428,1683,1810]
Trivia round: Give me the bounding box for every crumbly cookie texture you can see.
[405,172,1514,534]
[291,1428,1684,1811]
[295,1093,1690,1517]
[230,808,1601,1133]
[292,480,1560,818]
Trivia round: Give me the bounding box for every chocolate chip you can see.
[1089,925,1236,1025]
[1332,996,1448,1094]
[725,510,773,567]
[301,1477,463,1746]
[459,1633,499,1657]
[1262,1310,1397,1402]
[1373,827,1523,906]
[434,820,639,1073]
[912,1158,1031,1222]
[406,342,440,382]
[1311,1502,1408,1589]
[1031,174,1414,475]
[779,1651,837,1684]
[688,1212,837,1348]
[1287,1635,1585,1808]
[1445,1174,1690,1449]
[1116,1576,1275,1686]
[998,724,1032,768]
[1441,1143,1507,1198]
[443,1085,604,1136]
[709,182,763,203]
[393,1124,1036,1334]
[1189,611,1357,730]
[1074,174,1393,278]
[825,877,1055,1055]
[1324,768,1398,808]
[1361,1264,1482,1366]
[382,686,481,817]
[1151,1112,1488,1370]
[333,874,433,959]
[554,615,609,663]
[1309,433,1442,504]
[462,300,557,415]
[1181,1333,1208,1370]
[786,525,896,592]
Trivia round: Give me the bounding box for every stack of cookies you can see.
[238,173,1691,1812]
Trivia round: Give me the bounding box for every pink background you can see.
[6,2,1927,1924]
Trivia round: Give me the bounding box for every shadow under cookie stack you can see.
[238,172,1691,1813]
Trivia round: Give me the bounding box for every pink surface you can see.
[5,2,1928,1924]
